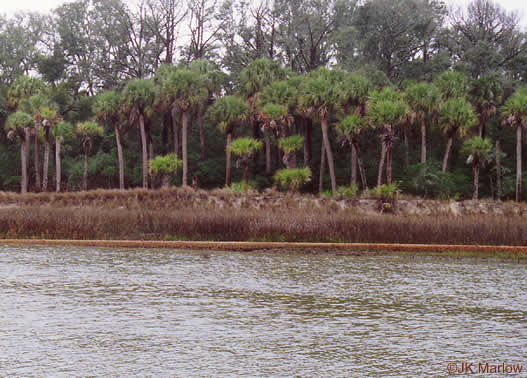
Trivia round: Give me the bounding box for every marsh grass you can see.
[0,204,526,246]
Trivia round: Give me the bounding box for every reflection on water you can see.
[0,246,525,375]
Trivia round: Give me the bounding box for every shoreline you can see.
[2,239,527,258]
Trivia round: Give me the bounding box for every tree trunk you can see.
[83,144,89,191]
[225,132,232,187]
[265,129,271,174]
[115,123,125,190]
[182,110,189,186]
[21,131,29,194]
[252,118,260,177]
[161,174,170,188]
[496,139,502,200]
[304,118,312,167]
[34,135,40,191]
[377,140,386,187]
[199,110,206,160]
[403,127,409,168]
[420,116,426,164]
[386,133,393,186]
[171,107,179,158]
[162,113,169,154]
[351,143,357,185]
[353,141,368,190]
[244,161,249,185]
[473,164,479,200]
[139,113,149,189]
[516,124,522,202]
[319,141,325,193]
[55,138,61,193]
[321,116,336,193]
[442,135,454,172]
[43,129,50,191]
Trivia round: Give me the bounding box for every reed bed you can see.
[0,206,526,246]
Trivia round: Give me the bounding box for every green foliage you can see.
[229,137,262,157]
[239,59,287,98]
[439,98,477,136]
[53,121,74,142]
[161,69,208,112]
[76,121,104,138]
[340,72,372,106]
[6,111,33,134]
[502,88,527,126]
[401,163,466,199]
[367,88,408,125]
[8,75,45,110]
[435,71,468,100]
[274,167,312,191]
[462,137,492,159]
[93,90,121,124]
[262,103,287,121]
[259,80,298,112]
[405,82,441,114]
[122,79,157,119]
[337,114,365,138]
[369,183,401,200]
[299,67,345,115]
[230,181,255,193]
[149,154,182,175]
[279,135,304,153]
[336,184,359,198]
[208,95,248,133]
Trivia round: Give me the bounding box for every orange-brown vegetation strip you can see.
[2,239,527,255]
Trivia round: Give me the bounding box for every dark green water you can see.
[0,246,525,376]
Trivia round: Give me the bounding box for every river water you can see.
[0,245,525,376]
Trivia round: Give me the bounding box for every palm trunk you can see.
[265,129,271,174]
[139,113,148,189]
[55,137,61,193]
[403,127,409,168]
[244,160,249,185]
[304,118,312,167]
[386,132,393,186]
[321,115,336,193]
[473,164,479,200]
[115,123,125,190]
[21,131,29,194]
[351,143,357,185]
[171,108,179,158]
[496,139,502,200]
[516,124,522,202]
[161,174,170,188]
[225,132,232,187]
[353,141,368,190]
[83,144,89,191]
[182,110,189,186]
[319,140,325,193]
[377,140,386,187]
[420,116,426,164]
[43,129,50,191]
[442,135,454,172]
[34,135,41,191]
[199,110,206,160]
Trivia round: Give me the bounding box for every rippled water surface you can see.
[0,245,525,376]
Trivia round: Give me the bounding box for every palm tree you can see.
[469,73,503,139]
[122,79,157,189]
[76,121,104,191]
[339,73,372,181]
[36,105,61,191]
[229,137,263,185]
[502,89,527,202]
[149,154,182,188]
[439,98,477,172]
[6,111,33,193]
[299,67,345,194]
[336,114,368,189]
[94,91,126,190]
[208,96,249,186]
[190,60,224,160]
[462,137,492,200]
[162,69,207,187]
[405,82,441,164]
[279,135,304,169]
[367,88,408,186]
[435,71,468,101]
[52,121,73,192]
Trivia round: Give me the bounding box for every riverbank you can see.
[1,188,527,246]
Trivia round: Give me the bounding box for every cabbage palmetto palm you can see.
[229,137,263,185]
[36,105,61,191]
[337,114,368,189]
[299,67,345,194]
[189,60,224,161]
[469,73,503,139]
[502,89,527,202]
[76,121,104,191]
[367,88,408,186]
[161,69,207,186]
[462,137,492,200]
[52,121,73,192]
[439,98,478,172]
[6,111,33,193]
[208,95,249,187]
[405,82,441,164]
[122,79,157,188]
[94,90,126,190]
